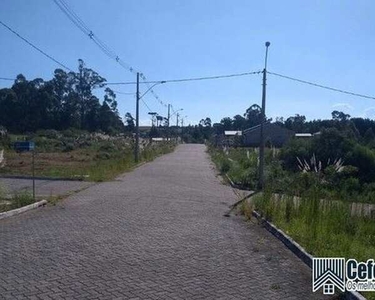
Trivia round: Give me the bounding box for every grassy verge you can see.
[0,141,176,182]
[209,144,375,299]
[241,191,375,299]
[0,186,34,213]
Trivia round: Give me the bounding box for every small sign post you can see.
[14,141,36,201]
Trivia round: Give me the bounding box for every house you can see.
[243,123,294,147]
[213,131,242,147]
[295,132,321,138]
[223,130,242,146]
[295,133,312,138]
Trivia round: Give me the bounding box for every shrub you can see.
[220,159,231,173]
[346,144,375,182]
[62,143,74,152]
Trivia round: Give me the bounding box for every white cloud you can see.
[363,107,375,119]
[332,103,353,110]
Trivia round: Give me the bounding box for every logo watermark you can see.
[313,258,375,295]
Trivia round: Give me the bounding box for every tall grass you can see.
[88,141,176,181]
[252,190,375,260]
[0,189,34,213]
[249,191,375,299]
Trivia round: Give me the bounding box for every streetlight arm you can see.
[169,108,183,118]
[139,81,166,100]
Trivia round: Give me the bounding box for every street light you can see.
[134,73,166,163]
[181,115,188,127]
[170,108,183,127]
[139,81,166,100]
[148,112,158,127]
[258,41,271,190]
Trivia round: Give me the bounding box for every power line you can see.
[141,99,153,112]
[267,71,375,100]
[105,71,262,85]
[0,20,73,71]
[53,0,169,109]
[112,90,135,95]
[0,77,15,81]
[53,0,137,74]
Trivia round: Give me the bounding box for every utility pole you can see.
[167,104,171,141]
[134,72,140,163]
[167,104,170,127]
[258,41,270,190]
[176,113,179,127]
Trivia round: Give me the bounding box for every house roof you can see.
[224,131,242,136]
[295,133,312,137]
[243,122,293,134]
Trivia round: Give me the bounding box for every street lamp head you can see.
[265,41,271,47]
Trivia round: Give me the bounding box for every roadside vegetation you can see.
[0,185,34,213]
[0,129,176,182]
[209,125,375,204]
[209,108,375,299]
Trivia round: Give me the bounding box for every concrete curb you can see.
[225,174,252,191]
[252,210,366,300]
[0,200,47,220]
[0,174,85,181]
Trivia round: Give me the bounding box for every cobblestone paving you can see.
[0,144,331,299]
[0,178,93,198]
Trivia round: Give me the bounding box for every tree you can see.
[0,60,128,134]
[285,114,306,132]
[124,112,135,132]
[332,110,350,122]
[74,59,107,130]
[220,117,232,130]
[204,117,212,127]
[232,115,246,130]
[364,128,375,144]
[244,104,262,128]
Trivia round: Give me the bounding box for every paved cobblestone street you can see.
[0,178,93,199]
[0,144,329,299]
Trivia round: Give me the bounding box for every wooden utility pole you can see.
[135,72,140,163]
[258,41,270,190]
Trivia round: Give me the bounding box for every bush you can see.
[346,144,375,182]
[220,159,231,173]
[62,143,74,152]
[280,138,312,171]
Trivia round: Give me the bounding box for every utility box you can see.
[14,141,35,152]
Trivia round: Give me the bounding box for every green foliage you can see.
[0,60,124,134]
[252,191,375,266]
[346,144,375,182]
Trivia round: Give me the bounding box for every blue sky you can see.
[1,0,374,126]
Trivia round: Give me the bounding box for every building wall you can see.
[243,124,294,147]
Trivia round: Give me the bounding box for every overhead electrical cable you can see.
[267,71,375,100]
[53,0,171,109]
[0,20,73,71]
[105,71,262,85]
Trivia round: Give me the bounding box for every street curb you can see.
[0,174,85,181]
[225,174,252,191]
[0,200,47,220]
[251,210,366,300]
